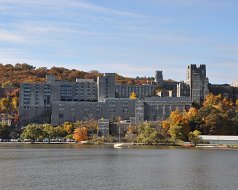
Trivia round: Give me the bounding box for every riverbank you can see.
[0,141,237,150]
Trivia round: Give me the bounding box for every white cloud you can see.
[0,30,26,43]
[16,22,101,36]
[0,0,149,18]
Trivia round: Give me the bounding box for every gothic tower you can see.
[155,70,163,87]
[186,64,209,103]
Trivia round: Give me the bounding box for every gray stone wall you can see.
[144,97,192,121]
[97,73,115,101]
[115,84,156,98]
[51,98,136,126]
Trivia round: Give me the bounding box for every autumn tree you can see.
[129,92,137,99]
[169,125,184,143]
[74,120,98,136]
[41,124,55,143]
[165,109,191,141]
[62,122,74,135]
[136,122,159,144]
[195,94,237,135]
[188,130,201,146]
[21,124,43,143]
[54,126,67,138]
[73,127,89,142]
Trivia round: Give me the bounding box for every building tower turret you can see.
[155,70,163,87]
[186,64,209,103]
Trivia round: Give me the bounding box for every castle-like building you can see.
[19,64,238,129]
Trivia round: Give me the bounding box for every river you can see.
[0,143,237,190]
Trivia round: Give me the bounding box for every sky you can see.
[0,0,237,84]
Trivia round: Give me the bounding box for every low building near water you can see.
[199,135,238,145]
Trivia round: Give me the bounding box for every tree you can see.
[188,130,201,145]
[83,120,98,136]
[163,109,191,141]
[0,98,9,113]
[161,120,170,137]
[0,122,11,139]
[62,122,74,135]
[73,127,89,142]
[11,97,18,111]
[169,125,184,143]
[54,126,67,138]
[125,129,137,143]
[66,134,73,140]
[129,92,137,99]
[41,124,55,143]
[1,81,14,88]
[203,93,223,107]
[20,124,43,143]
[136,123,159,144]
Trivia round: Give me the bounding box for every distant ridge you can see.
[0,63,155,87]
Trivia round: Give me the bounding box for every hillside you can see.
[0,63,154,88]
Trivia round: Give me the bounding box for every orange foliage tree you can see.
[73,127,89,142]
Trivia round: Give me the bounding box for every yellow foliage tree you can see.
[0,98,8,113]
[11,97,18,111]
[188,130,201,145]
[63,122,74,135]
[236,99,238,112]
[203,93,222,107]
[129,92,137,99]
[185,108,197,119]
[161,120,170,133]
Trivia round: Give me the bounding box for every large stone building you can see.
[19,75,98,124]
[176,64,209,103]
[51,98,136,126]
[19,64,237,126]
[50,97,192,126]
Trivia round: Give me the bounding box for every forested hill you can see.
[0,63,154,88]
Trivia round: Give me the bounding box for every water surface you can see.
[0,144,237,190]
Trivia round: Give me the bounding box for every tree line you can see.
[0,63,152,88]
[20,120,97,143]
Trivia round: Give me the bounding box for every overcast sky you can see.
[0,0,237,84]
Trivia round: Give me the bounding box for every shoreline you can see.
[0,142,237,150]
